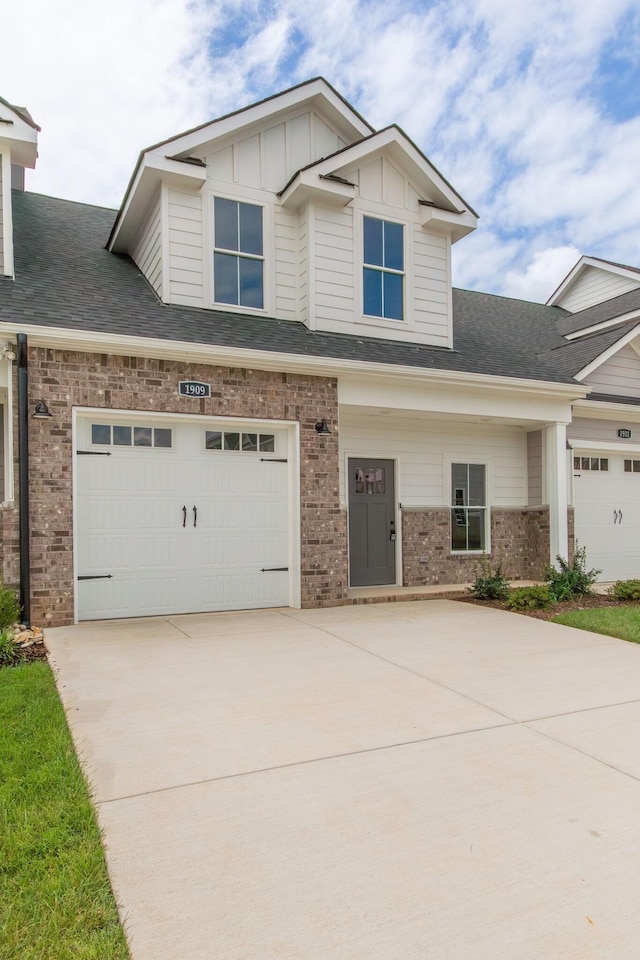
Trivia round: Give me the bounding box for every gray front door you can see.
[348,458,396,586]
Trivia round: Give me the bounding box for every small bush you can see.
[608,579,640,602]
[0,630,25,667]
[505,585,553,610]
[544,545,601,601]
[0,582,20,630]
[469,561,510,601]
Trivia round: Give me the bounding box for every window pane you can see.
[451,464,467,505]
[590,458,599,470]
[467,509,485,550]
[214,197,238,251]
[468,464,485,505]
[92,424,111,445]
[625,460,631,472]
[600,459,608,471]
[134,427,152,447]
[239,257,263,309]
[451,509,468,550]
[214,252,238,305]
[154,428,172,448]
[383,272,403,320]
[383,221,403,270]
[239,203,263,256]
[113,425,131,446]
[363,267,382,316]
[581,457,590,470]
[224,432,240,451]
[574,457,581,470]
[205,431,222,450]
[242,433,258,451]
[363,216,383,266]
[259,434,275,452]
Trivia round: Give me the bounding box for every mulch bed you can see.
[457,592,625,621]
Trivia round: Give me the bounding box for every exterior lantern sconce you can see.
[315,418,331,435]
[32,399,53,419]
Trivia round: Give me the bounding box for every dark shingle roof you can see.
[557,287,640,337]
[538,320,640,378]
[0,191,581,386]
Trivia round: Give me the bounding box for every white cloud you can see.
[501,245,582,302]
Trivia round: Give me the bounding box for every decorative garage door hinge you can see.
[77,450,112,456]
[77,574,113,580]
[260,458,288,463]
[260,567,289,572]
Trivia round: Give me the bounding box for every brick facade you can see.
[401,505,563,585]
[9,347,347,626]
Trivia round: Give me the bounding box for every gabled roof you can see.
[547,254,640,307]
[0,96,40,131]
[557,287,640,338]
[539,319,640,379]
[1,191,577,387]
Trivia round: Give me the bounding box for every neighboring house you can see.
[1,79,640,626]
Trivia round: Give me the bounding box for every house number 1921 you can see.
[179,381,211,398]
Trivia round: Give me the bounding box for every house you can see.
[1,79,640,627]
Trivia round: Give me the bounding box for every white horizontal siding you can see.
[584,344,640,398]
[527,430,543,505]
[168,188,203,306]
[568,417,640,446]
[314,206,355,325]
[560,266,640,312]
[131,190,162,297]
[339,411,526,507]
[274,207,298,321]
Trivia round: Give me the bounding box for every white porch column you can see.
[545,422,569,564]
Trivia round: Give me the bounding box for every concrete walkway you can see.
[46,600,640,959]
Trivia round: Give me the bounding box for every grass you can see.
[0,662,130,960]
[552,604,640,644]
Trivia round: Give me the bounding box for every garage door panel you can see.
[573,458,640,581]
[76,418,292,619]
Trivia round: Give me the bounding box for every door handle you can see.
[619,509,623,525]
[193,505,197,528]
[182,505,187,528]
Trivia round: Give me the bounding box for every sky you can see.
[3,0,640,302]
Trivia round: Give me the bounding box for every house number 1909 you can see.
[179,381,211,398]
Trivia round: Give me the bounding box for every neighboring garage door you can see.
[75,416,291,620]
[573,452,640,581]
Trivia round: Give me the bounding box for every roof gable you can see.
[547,256,640,310]
[0,97,39,167]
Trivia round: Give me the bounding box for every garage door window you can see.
[91,424,173,448]
[205,430,274,452]
[624,459,640,473]
[573,457,608,471]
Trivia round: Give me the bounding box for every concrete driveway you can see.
[46,600,640,959]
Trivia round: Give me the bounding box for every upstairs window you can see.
[363,216,404,320]
[213,198,264,309]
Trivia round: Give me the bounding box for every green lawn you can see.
[0,662,130,960]
[552,605,640,644]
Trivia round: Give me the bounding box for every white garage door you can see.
[573,452,640,581]
[75,416,291,620]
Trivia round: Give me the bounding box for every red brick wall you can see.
[401,506,555,585]
[14,348,347,625]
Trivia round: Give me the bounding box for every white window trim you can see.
[445,456,492,555]
[353,199,416,332]
[206,187,273,316]
[362,215,405,322]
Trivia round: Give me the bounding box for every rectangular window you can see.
[363,216,404,320]
[574,457,609,471]
[213,198,264,309]
[624,459,640,473]
[451,463,487,551]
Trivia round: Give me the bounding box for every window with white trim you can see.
[363,215,404,320]
[451,463,487,551]
[213,198,264,309]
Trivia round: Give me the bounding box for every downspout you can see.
[16,333,30,627]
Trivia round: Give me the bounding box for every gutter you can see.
[16,333,30,627]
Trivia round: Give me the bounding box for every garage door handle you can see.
[193,505,197,528]
[619,509,623,524]
[182,505,187,528]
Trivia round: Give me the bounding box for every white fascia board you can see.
[565,309,640,341]
[575,324,640,381]
[148,80,372,161]
[0,105,38,168]
[547,256,640,306]
[0,320,586,402]
[573,398,640,421]
[279,169,355,210]
[109,155,206,252]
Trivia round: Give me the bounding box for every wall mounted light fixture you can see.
[315,418,331,434]
[32,400,53,419]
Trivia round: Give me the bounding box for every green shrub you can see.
[0,630,25,667]
[544,545,601,601]
[0,582,20,630]
[505,585,553,610]
[608,579,640,602]
[469,561,510,601]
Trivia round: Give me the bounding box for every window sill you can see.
[357,314,412,332]
[450,550,488,556]
[211,302,269,317]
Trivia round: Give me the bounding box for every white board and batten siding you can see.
[131,189,163,298]
[339,412,526,507]
[559,266,640,312]
[583,344,640,399]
